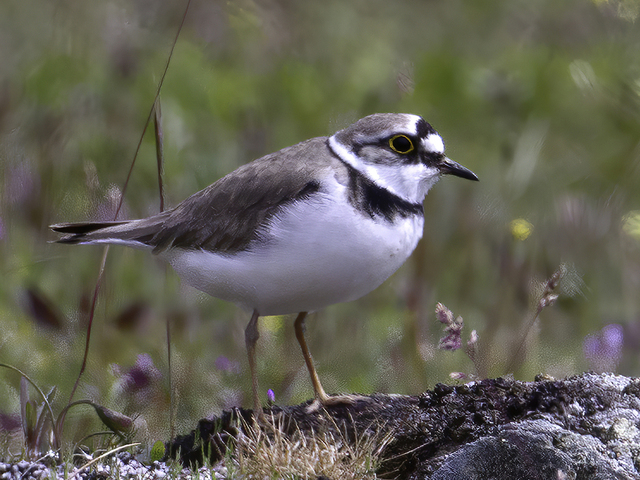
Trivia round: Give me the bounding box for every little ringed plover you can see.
[51,113,478,415]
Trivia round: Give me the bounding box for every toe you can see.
[305,393,370,413]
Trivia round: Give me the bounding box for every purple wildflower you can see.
[583,324,623,373]
[123,353,162,393]
[215,355,241,375]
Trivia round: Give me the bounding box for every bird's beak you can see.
[439,157,479,181]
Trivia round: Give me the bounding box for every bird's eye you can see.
[389,135,414,154]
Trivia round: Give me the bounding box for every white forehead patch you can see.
[404,114,423,135]
[422,134,445,154]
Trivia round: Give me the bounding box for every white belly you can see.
[164,187,424,315]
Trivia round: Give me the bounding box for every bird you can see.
[51,113,478,415]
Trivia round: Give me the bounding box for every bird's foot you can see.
[305,393,371,413]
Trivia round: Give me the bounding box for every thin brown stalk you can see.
[153,95,174,441]
[505,266,564,374]
[154,99,165,213]
[64,0,192,439]
[114,0,191,218]
[67,245,109,405]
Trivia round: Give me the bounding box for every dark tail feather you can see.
[50,221,129,244]
[51,221,129,234]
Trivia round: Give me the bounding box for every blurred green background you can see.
[2,0,640,449]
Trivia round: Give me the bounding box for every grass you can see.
[0,412,392,479]
[232,416,393,480]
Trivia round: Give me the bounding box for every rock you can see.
[426,419,626,479]
[167,373,640,479]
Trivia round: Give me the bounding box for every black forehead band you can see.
[415,118,436,138]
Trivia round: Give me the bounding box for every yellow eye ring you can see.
[389,134,414,154]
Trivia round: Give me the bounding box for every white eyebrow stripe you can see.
[405,114,422,136]
[374,114,422,140]
[422,134,445,154]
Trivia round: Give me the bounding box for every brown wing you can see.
[52,137,341,253]
[145,136,338,254]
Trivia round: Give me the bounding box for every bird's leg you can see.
[294,312,330,403]
[294,312,371,411]
[245,309,264,420]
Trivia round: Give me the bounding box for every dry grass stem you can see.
[232,415,393,479]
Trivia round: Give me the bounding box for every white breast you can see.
[163,178,424,315]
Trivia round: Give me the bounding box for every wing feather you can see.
[52,137,341,254]
[152,137,332,253]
